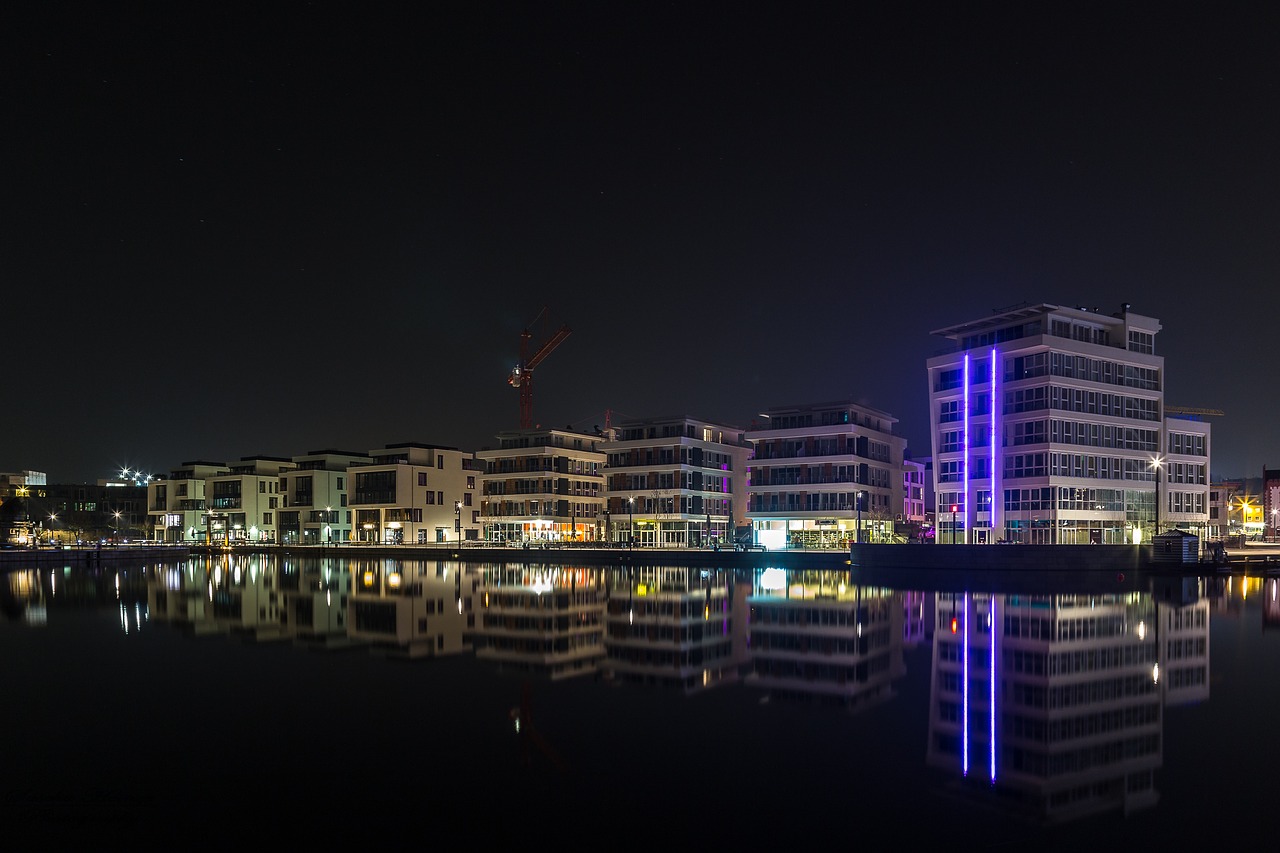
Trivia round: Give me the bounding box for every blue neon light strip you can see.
[963,592,969,777]
[991,347,998,539]
[963,354,970,543]
[990,596,997,783]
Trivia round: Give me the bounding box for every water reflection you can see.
[4,555,1276,841]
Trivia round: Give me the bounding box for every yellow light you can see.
[363,571,374,587]
[387,573,401,588]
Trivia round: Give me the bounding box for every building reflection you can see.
[602,565,747,691]
[277,554,356,648]
[745,568,907,710]
[6,554,1232,833]
[347,557,474,659]
[472,561,607,678]
[927,589,1165,822]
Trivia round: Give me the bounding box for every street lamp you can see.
[113,510,122,545]
[628,497,635,548]
[1149,455,1164,537]
[454,500,462,543]
[856,491,865,544]
[325,506,332,544]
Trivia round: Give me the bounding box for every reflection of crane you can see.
[507,308,571,429]
[510,680,567,772]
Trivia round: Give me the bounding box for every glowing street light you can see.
[113,510,123,545]
[1149,455,1165,536]
[628,497,635,548]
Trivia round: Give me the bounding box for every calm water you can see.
[2,553,1277,850]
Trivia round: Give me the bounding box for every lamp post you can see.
[1272,508,1277,544]
[856,491,864,544]
[455,500,462,544]
[1149,455,1164,538]
[628,497,634,548]
[113,510,122,546]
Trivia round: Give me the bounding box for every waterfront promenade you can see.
[5,539,1278,573]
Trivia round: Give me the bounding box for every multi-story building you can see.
[348,442,477,544]
[278,448,369,544]
[603,415,750,547]
[477,428,606,543]
[926,302,1209,545]
[1161,415,1212,541]
[0,470,44,546]
[903,455,927,524]
[206,455,296,543]
[147,461,229,543]
[1265,468,1280,541]
[744,400,908,549]
[1208,478,1244,540]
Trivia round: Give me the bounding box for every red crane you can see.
[507,308,571,429]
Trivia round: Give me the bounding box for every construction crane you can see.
[1166,406,1225,419]
[507,308,571,429]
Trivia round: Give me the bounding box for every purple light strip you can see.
[963,592,970,777]
[990,595,997,783]
[963,354,970,543]
[991,347,999,539]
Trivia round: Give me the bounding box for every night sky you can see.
[9,2,1279,483]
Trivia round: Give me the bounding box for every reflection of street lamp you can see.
[1149,455,1164,536]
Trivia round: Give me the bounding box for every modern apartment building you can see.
[348,442,477,544]
[278,448,369,544]
[603,415,750,548]
[744,400,909,549]
[147,461,229,543]
[206,455,296,543]
[477,427,606,543]
[926,302,1210,545]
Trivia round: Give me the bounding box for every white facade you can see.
[744,400,909,549]
[147,461,230,543]
[207,455,296,543]
[604,415,750,548]
[348,442,476,544]
[279,448,370,544]
[926,302,1210,545]
[477,428,606,543]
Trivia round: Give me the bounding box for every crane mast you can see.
[507,309,571,429]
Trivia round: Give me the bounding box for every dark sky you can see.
[8,1,1279,483]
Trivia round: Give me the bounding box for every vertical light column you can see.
[963,354,971,544]
[989,595,997,783]
[962,591,970,777]
[991,347,999,540]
